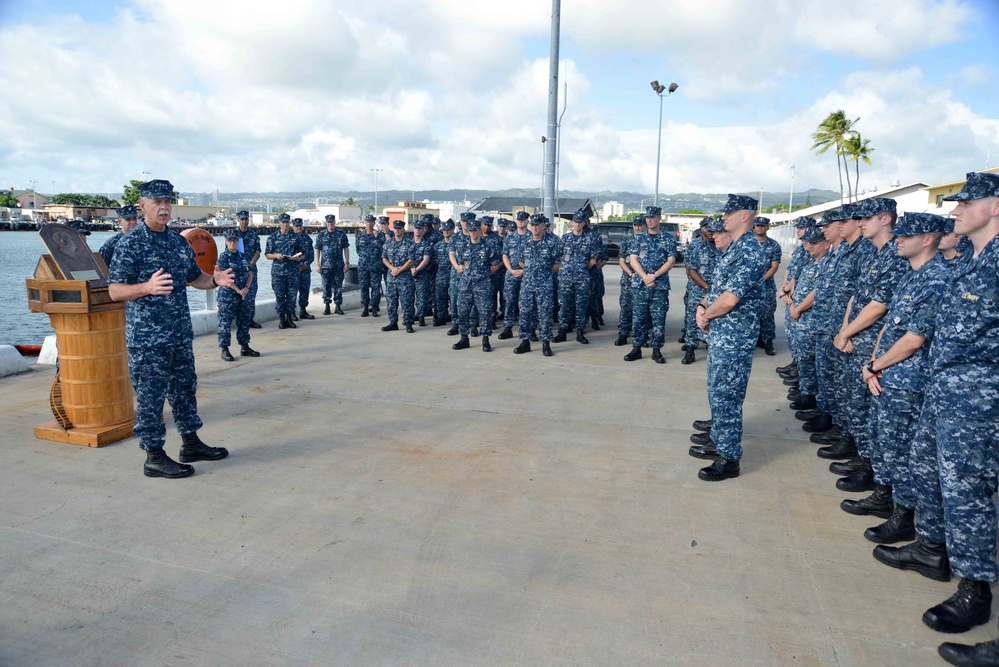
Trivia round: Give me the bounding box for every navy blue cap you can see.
[378,216,390,225]
[118,205,138,219]
[801,227,825,243]
[480,215,494,226]
[460,211,476,222]
[325,214,336,222]
[720,194,758,214]
[816,210,840,226]
[466,219,482,231]
[529,214,547,226]
[441,219,455,231]
[706,218,726,233]
[278,213,291,223]
[692,229,702,239]
[632,215,646,226]
[572,210,587,222]
[420,213,435,224]
[754,217,770,227]
[413,219,426,229]
[793,216,813,228]
[497,218,510,228]
[224,228,240,240]
[893,213,955,236]
[516,211,530,221]
[699,217,712,227]
[364,214,376,222]
[236,210,249,219]
[943,172,999,201]
[854,198,897,217]
[67,219,90,235]
[137,179,174,200]
[392,220,405,229]
[292,218,304,227]
[645,205,662,217]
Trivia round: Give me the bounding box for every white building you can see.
[601,201,624,219]
[422,200,473,222]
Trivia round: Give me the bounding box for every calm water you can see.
[0,231,278,346]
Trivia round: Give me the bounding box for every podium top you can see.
[38,223,108,286]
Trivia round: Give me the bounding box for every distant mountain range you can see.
[179,187,841,214]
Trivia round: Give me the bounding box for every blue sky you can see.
[1,0,996,198]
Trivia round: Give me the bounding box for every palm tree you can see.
[841,133,874,201]
[811,110,859,204]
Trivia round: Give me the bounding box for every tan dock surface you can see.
[0,267,983,666]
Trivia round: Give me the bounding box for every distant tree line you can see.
[51,193,121,207]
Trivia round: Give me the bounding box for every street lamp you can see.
[371,168,383,214]
[650,80,678,206]
[28,179,36,210]
[788,165,796,218]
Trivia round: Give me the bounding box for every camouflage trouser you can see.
[297,265,312,308]
[491,271,504,318]
[246,267,258,322]
[684,286,707,349]
[558,276,590,333]
[552,273,560,321]
[458,277,493,336]
[217,294,251,347]
[758,280,777,343]
[127,344,203,451]
[434,272,451,322]
[520,280,554,342]
[814,333,840,417]
[785,303,798,360]
[272,270,298,316]
[618,276,633,338]
[357,266,381,307]
[386,276,415,325]
[414,272,432,317]
[707,333,757,461]
[840,335,877,456]
[911,379,999,582]
[868,387,924,507]
[503,274,522,329]
[448,271,460,323]
[793,327,817,396]
[631,286,669,349]
[587,269,604,322]
[320,266,345,305]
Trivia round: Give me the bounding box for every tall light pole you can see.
[371,168,383,214]
[650,80,678,206]
[788,165,796,219]
[28,179,36,211]
[542,0,561,224]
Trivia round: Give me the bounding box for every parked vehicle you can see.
[595,222,684,263]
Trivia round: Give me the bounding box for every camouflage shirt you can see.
[630,229,677,291]
[314,229,349,269]
[355,231,383,269]
[108,222,203,348]
[705,231,768,338]
[848,238,909,345]
[503,230,530,273]
[232,227,261,262]
[454,237,500,284]
[521,235,562,286]
[759,237,783,287]
[559,231,598,282]
[265,231,307,276]
[215,249,252,303]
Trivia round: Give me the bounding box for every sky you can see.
[1,0,997,199]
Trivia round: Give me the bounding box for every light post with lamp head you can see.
[650,80,678,207]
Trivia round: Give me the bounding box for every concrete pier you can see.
[0,266,988,666]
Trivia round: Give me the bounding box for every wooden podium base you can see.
[34,420,133,448]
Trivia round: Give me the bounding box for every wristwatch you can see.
[866,361,877,374]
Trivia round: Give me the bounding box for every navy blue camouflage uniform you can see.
[109,222,206,451]
[630,229,677,348]
[294,227,314,309]
[558,229,598,334]
[757,233,783,345]
[434,231,455,323]
[503,229,530,330]
[232,225,261,323]
[356,228,384,309]
[791,245,824,397]
[455,232,500,337]
[411,229,433,319]
[315,226,350,307]
[265,229,306,318]
[215,247,252,348]
[383,234,417,325]
[519,225,562,342]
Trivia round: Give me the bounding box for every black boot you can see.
[810,426,843,445]
[923,579,993,634]
[795,407,825,421]
[841,484,893,518]
[789,395,817,410]
[419,316,426,327]
[682,347,695,364]
[291,311,299,321]
[447,324,460,336]
[452,336,470,350]
[278,316,288,330]
[692,418,712,432]
[513,339,531,354]
[689,440,720,459]
[498,327,513,340]
[830,454,867,476]
[776,361,797,374]
[938,638,999,666]
[614,335,628,346]
[381,322,399,332]
[143,447,195,479]
[624,347,642,362]
[690,432,711,445]
[371,306,380,316]
[553,330,567,343]
[873,535,951,581]
[178,431,229,463]
[221,346,235,362]
[240,344,260,358]
[470,326,479,337]
[285,316,297,329]
[335,305,344,315]
[864,503,916,544]
[763,341,775,356]
[542,342,553,357]
[362,305,370,317]
[324,304,332,315]
[481,335,491,352]
[836,457,875,492]
[698,458,740,481]
[406,323,415,333]
[576,330,589,344]
[651,348,665,364]
[531,332,539,342]
[300,307,314,320]
[803,413,834,432]
[818,436,859,460]
[249,319,262,329]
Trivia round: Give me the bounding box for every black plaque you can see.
[38,224,107,286]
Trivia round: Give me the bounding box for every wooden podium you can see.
[26,251,135,447]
